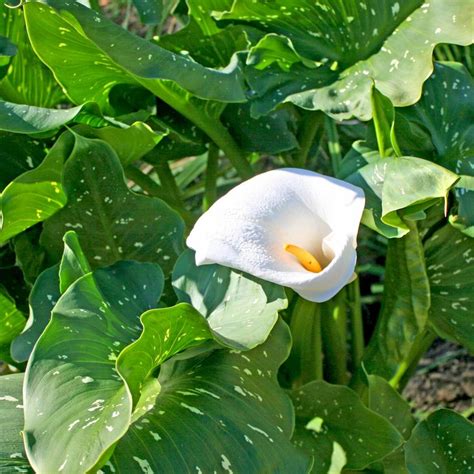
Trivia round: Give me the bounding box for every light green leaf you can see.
[0,99,83,134]
[0,286,25,362]
[359,222,430,383]
[343,149,459,238]
[0,5,63,107]
[401,62,474,235]
[117,303,214,405]
[172,249,287,349]
[227,0,473,119]
[0,374,32,472]
[24,1,246,112]
[40,134,185,274]
[424,224,474,352]
[59,230,91,294]
[104,320,312,473]
[292,380,403,473]
[11,265,60,363]
[0,131,73,243]
[405,409,474,474]
[72,121,166,167]
[23,261,164,473]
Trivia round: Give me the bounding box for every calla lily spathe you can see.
[187,168,365,302]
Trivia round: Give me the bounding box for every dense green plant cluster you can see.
[0,1,473,473]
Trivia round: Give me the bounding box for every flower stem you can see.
[288,297,323,388]
[202,144,219,211]
[325,116,342,175]
[347,278,365,369]
[321,291,348,384]
[295,111,324,168]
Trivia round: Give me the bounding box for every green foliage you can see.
[0,1,472,471]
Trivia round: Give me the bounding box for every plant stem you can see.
[295,111,324,168]
[203,144,219,211]
[125,165,167,200]
[289,298,323,388]
[347,277,365,369]
[148,83,253,180]
[325,116,342,175]
[389,328,436,390]
[154,159,184,206]
[321,291,348,385]
[371,88,387,158]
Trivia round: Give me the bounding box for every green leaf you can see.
[117,303,214,406]
[0,99,84,134]
[105,320,312,473]
[291,380,403,473]
[0,374,32,472]
[424,224,474,352]
[133,0,178,25]
[59,230,91,294]
[0,5,63,107]
[0,131,73,243]
[23,261,164,473]
[405,409,474,473]
[0,286,25,362]
[360,222,430,382]
[172,249,287,349]
[401,62,474,235]
[11,265,60,363]
[24,1,246,112]
[343,148,459,238]
[72,121,166,167]
[40,134,185,274]
[228,0,473,119]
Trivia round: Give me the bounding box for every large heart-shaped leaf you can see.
[0,374,32,472]
[40,134,184,274]
[172,249,287,349]
[291,380,403,473]
[219,0,473,119]
[0,286,25,362]
[0,5,63,107]
[401,62,474,235]
[104,320,312,473]
[23,261,164,473]
[405,409,474,473]
[424,224,474,352]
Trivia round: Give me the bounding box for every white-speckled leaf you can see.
[405,409,474,473]
[0,374,32,472]
[103,320,312,474]
[40,134,184,274]
[291,380,403,473]
[424,224,474,352]
[23,261,164,473]
[172,249,287,349]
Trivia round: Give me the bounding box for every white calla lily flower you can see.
[187,168,365,302]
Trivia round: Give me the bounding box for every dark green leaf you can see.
[424,225,474,352]
[133,0,178,25]
[0,132,73,243]
[11,265,60,363]
[0,286,25,361]
[0,374,32,472]
[23,261,164,473]
[405,409,474,474]
[40,134,184,274]
[292,380,403,473]
[105,320,312,473]
[172,249,287,349]
[360,222,430,382]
